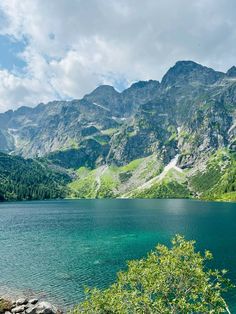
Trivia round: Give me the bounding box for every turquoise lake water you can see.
[0,199,236,310]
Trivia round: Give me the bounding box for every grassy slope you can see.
[67,155,163,199]
[67,149,236,201]
[189,149,236,201]
[130,168,191,199]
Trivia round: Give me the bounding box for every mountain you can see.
[0,60,235,201]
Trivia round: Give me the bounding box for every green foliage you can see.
[190,150,236,201]
[119,171,132,183]
[57,139,79,152]
[133,180,191,199]
[166,125,177,143]
[67,157,162,199]
[101,128,118,136]
[190,165,222,195]
[0,298,12,312]
[67,150,235,201]
[93,135,110,146]
[178,129,190,139]
[127,130,136,137]
[76,166,91,178]
[216,191,236,202]
[72,235,233,314]
[97,173,119,198]
[137,158,163,181]
[69,167,119,199]
[120,158,144,172]
[213,153,236,197]
[69,170,97,198]
[0,153,70,201]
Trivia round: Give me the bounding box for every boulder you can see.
[35,302,57,314]
[25,307,36,314]
[28,300,38,306]
[11,305,26,313]
[26,302,57,314]
[16,300,28,306]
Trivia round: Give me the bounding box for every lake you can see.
[0,199,236,310]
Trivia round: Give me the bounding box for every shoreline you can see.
[1,196,236,204]
[0,286,64,314]
[0,295,63,314]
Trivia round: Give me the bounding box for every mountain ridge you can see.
[0,60,235,201]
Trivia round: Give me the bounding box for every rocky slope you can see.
[0,60,235,200]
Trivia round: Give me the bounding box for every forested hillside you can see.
[0,153,71,201]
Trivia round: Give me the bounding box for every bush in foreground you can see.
[73,235,234,314]
[0,298,12,313]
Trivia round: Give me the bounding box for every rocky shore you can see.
[0,297,62,314]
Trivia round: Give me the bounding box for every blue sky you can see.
[0,35,26,70]
[0,0,235,112]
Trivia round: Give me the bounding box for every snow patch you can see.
[132,154,183,192]
[93,102,110,112]
[228,123,236,134]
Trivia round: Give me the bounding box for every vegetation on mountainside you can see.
[67,156,162,199]
[0,148,235,202]
[190,150,236,201]
[69,169,98,198]
[132,180,191,199]
[130,167,191,199]
[0,153,70,201]
[72,235,233,314]
[96,171,119,198]
[67,149,236,201]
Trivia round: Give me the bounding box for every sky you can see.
[0,0,236,112]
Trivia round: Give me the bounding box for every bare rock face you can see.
[227,66,236,78]
[0,60,234,169]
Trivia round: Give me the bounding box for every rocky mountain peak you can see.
[85,85,119,98]
[226,66,236,77]
[81,84,121,115]
[129,80,159,90]
[173,60,202,70]
[0,60,235,164]
[161,60,224,87]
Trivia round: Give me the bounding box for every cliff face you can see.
[0,60,235,200]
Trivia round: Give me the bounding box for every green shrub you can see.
[0,299,12,313]
[72,235,233,314]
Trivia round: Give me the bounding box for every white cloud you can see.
[0,0,235,111]
[0,68,55,112]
